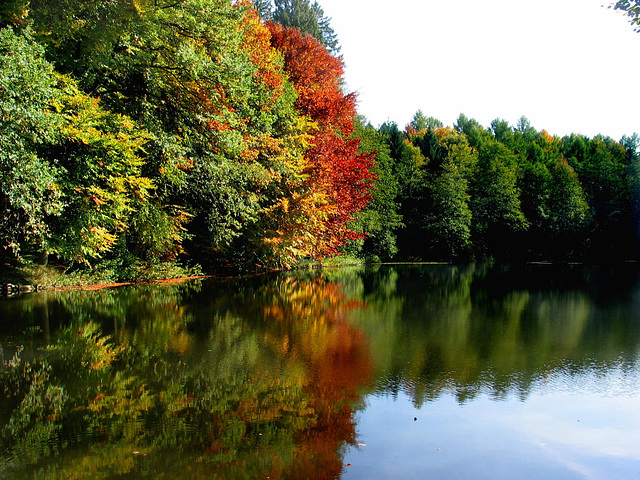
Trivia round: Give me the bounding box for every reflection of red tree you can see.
[291,324,372,480]
[312,323,372,405]
[261,277,373,479]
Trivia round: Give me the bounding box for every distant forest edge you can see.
[1,0,640,281]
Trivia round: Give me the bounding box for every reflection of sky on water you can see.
[342,362,640,480]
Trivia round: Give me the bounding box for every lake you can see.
[1,263,639,479]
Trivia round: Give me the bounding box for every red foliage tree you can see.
[267,23,375,255]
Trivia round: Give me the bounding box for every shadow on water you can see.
[1,263,639,478]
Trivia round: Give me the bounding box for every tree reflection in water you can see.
[1,264,640,479]
[0,274,373,479]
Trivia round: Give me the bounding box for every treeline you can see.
[0,0,372,276]
[351,113,640,262]
[1,1,639,278]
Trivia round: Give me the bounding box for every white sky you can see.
[318,0,640,139]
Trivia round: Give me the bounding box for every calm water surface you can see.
[1,264,639,479]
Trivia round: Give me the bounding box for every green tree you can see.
[46,78,177,266]
[454,113,494,149]
[0,26,183,268]
[272,0,339,53]
[471,142,528,258]
[379,122,425,197]
[427,157,474,259]
[409,110,443,132]
[345,118,403,260]
[490,118,514,145]
[400,127,476,260]
[0,27,63,259]
[253,0,273,19]
[545,159,590,255]
[517,160,552,258]
[563,134,635,259]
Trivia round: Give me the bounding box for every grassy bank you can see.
[0,255,368,292]
[0,261,203,291]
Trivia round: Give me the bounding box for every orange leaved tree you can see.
[267,23,375,257]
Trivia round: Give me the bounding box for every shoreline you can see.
[45,275,214,292]
[4,259,639,296]
[0,275,214,296]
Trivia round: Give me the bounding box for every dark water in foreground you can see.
[1,263,639,479]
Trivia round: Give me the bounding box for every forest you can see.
[1,0,640,281]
